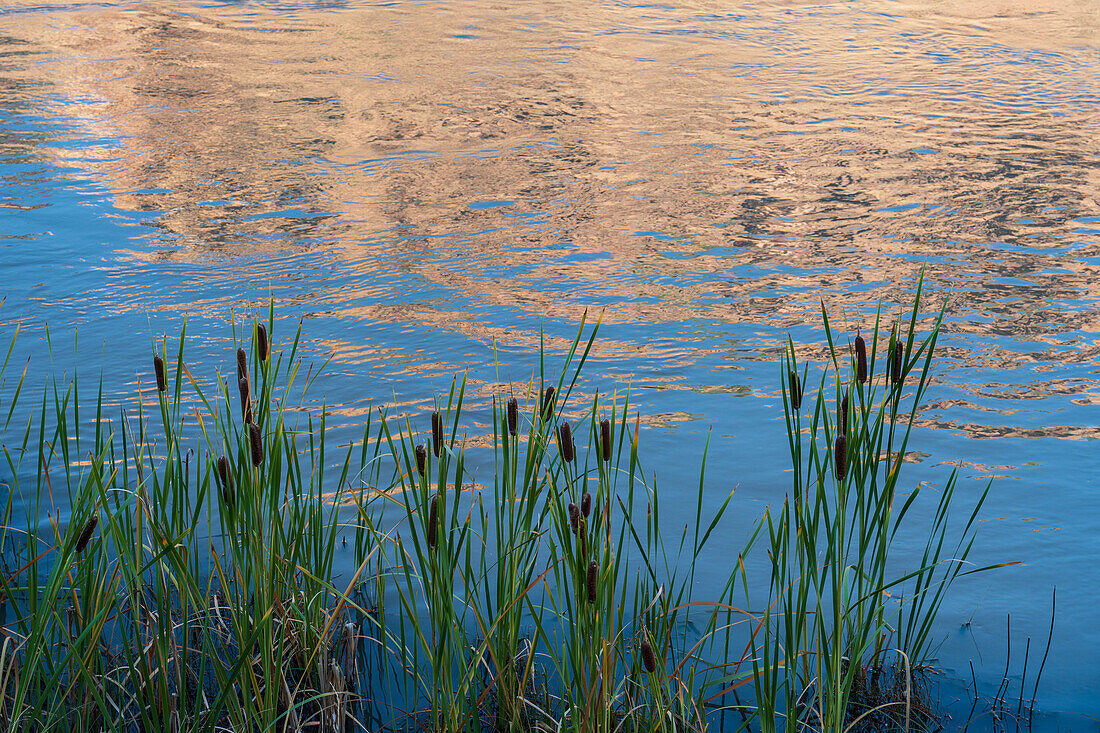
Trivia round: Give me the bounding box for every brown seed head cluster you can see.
[568,502,580,534]
[75,514,98,554]
[788,370,803,410]
[256,324,269,361]
[640,636,657,674]
[834,434,847,482]
[541,387,556,423]
[217,456,235,509]
[599,419,612,462]
[581,492,592,518]
[431,411,443,457]
[153,355,167,393]
[427,495,439,549]
[249,423,264,467]
[855,334,868,384]
[558,422,575,463]
[415,445,427,478]
[507,397,518,436]
[586,561,599,604]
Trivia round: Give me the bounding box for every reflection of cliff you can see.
[3,0,1098,352]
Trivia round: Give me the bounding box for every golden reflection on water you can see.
[1,0,1098,429]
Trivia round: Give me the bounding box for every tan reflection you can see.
[1,0,1098,440]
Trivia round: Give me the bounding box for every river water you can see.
[1,0,1098,724]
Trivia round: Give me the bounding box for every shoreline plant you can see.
[0,280,1006,732]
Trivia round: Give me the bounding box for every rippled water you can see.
[2,0,1098,723]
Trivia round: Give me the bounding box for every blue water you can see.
[1,0,1098,725]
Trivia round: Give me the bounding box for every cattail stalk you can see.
[431,411,443,457]
[558,422,575,463]
[788,370,803,410]
[249,423,264,467]
[153,355,167,393]
[415,445,427,478]
[600,418,612,462]
[507,397,518,436]
[586,561,598,604]
[75,515,98,553]
[835,434,847,482]
[256,324,269,361]
[855,334,868,384]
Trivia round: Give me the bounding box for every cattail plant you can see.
[586,560,599,604]
[506,397,518,436]
[153,354,167,393]
[249,422,264,467]
[415,444,427,477]
[855,334,868,384]
[834,433,847,482]
[256,324,269,361]
[581,492,591,518]
[558,421,575,463]
[216,456,235,509]
[431,411,443,457]
[600,418,612,462]
[639,636,657,674]
[788,369,803,410]
[541,386,556,423]
[75,514,98,554]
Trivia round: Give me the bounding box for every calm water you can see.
[1,0,1098,723]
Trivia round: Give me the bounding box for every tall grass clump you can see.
[0,280,1005,732]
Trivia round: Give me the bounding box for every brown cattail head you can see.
[75,514,98,553]
[415,445,427,478]
[249,422,264,467]
[639,636,657,674]
[558,422,575,463]
[256,324,269,362]
[568,502,580,534]
[855,335,868,384]
[835,433,847,482]
[507,397,518,436]
[541,386,556,423]
[236,347,249,384]
[238,376,253,423]
[431,411,443,457]
[788,370,803,411]
[427,495,438,549]
[891,339,904,386]
[839,390,849,436]
[600,418,612,462]
[581,492,592,518]
[153,355,167,393]
[586,561,599,604]
[216,456,235,509]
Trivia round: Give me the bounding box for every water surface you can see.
[1,0,1098,723]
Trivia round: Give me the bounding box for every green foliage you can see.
[0,283,1003,732]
